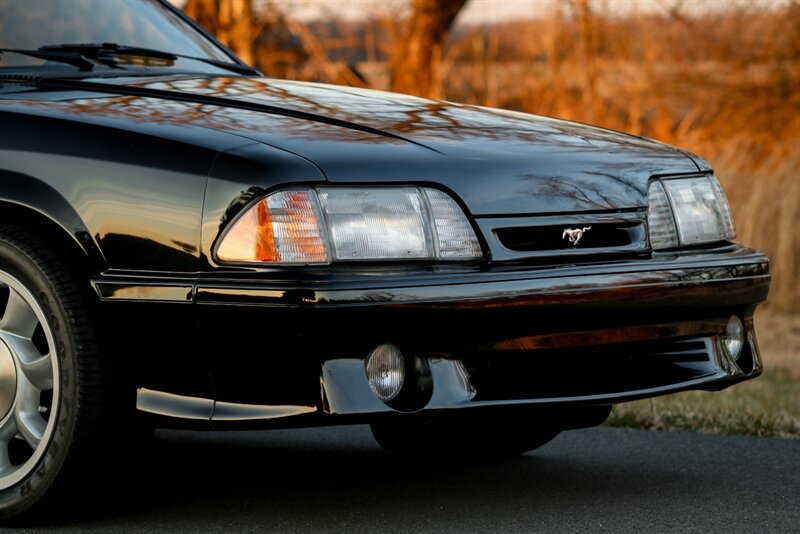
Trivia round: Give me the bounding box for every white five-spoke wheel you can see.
[0,271,59,490]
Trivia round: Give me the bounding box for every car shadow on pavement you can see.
[41,425,708,529]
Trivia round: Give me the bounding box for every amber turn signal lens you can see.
[216,190,329,264]
[253,200,277,261]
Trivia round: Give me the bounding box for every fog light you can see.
[721,316,745,361]
[365,344,405,402]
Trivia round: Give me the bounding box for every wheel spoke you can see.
[0,440,12,475]
[2,333,52,391]
[14,409,44,450]
[14,372,47,450]
[0,413,18,444]
[3,332,44,362]
[0,289,39,338]
[20,354,53,391]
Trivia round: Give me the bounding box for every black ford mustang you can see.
[0,0,770,520]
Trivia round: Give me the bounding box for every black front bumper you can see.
[95,246,770,427]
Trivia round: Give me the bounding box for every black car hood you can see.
[29,75,703,215]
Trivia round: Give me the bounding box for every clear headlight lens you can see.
[425,188,484,259]
[318,187,433,261]
[646,181,679,249]
[647,176,736,250]
[216,186,482,264]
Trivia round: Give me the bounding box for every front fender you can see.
[0,169,106,269]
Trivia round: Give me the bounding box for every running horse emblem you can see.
[562,226,591,246]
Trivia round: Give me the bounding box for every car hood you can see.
[26,75,704,215]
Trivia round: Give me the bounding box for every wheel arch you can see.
[0,170,106,274]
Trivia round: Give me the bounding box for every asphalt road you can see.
[7,426,799,533]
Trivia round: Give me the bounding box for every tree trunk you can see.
[183,0,260,66]
[389,0,468,99]
[574,0,596,124]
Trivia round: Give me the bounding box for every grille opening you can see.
[496,222,644,252]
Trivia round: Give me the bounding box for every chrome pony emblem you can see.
[562,227,591,246]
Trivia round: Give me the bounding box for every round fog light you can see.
[365,344,405,402]
[721,316,745,361]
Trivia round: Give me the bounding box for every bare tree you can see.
[390,0,468,99]
[184,0,263,66]
[573,0,596,123]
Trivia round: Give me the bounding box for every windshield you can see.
[0,0,236,75]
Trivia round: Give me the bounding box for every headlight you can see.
[647,176,736,250]
[216,186,482,264]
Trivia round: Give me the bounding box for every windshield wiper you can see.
[0,43,259,76]
[185,56,260,76]
[41,43,260,75]
[0,48,96,71]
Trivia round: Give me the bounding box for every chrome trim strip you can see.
[212,401,316,421]
[93,282,193,303]
[136,388,317,421]
[136,388,213,420]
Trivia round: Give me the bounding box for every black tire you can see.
[0,225,106,521]
[370,414,561,457]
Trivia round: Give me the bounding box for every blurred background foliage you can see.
[180,2,798,436]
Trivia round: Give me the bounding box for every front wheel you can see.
[0,226,105,521]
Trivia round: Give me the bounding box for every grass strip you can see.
[605,367,800,438]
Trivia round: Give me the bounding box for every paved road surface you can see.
[7,426,799,532]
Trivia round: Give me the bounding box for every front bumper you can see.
[96,246,770,426]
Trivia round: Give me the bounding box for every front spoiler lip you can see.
[135,371,739,421]
[320,352,760,416]
[93,247,769,309]
[136,341,762,423]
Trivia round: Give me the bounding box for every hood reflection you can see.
[5,75,701,214]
